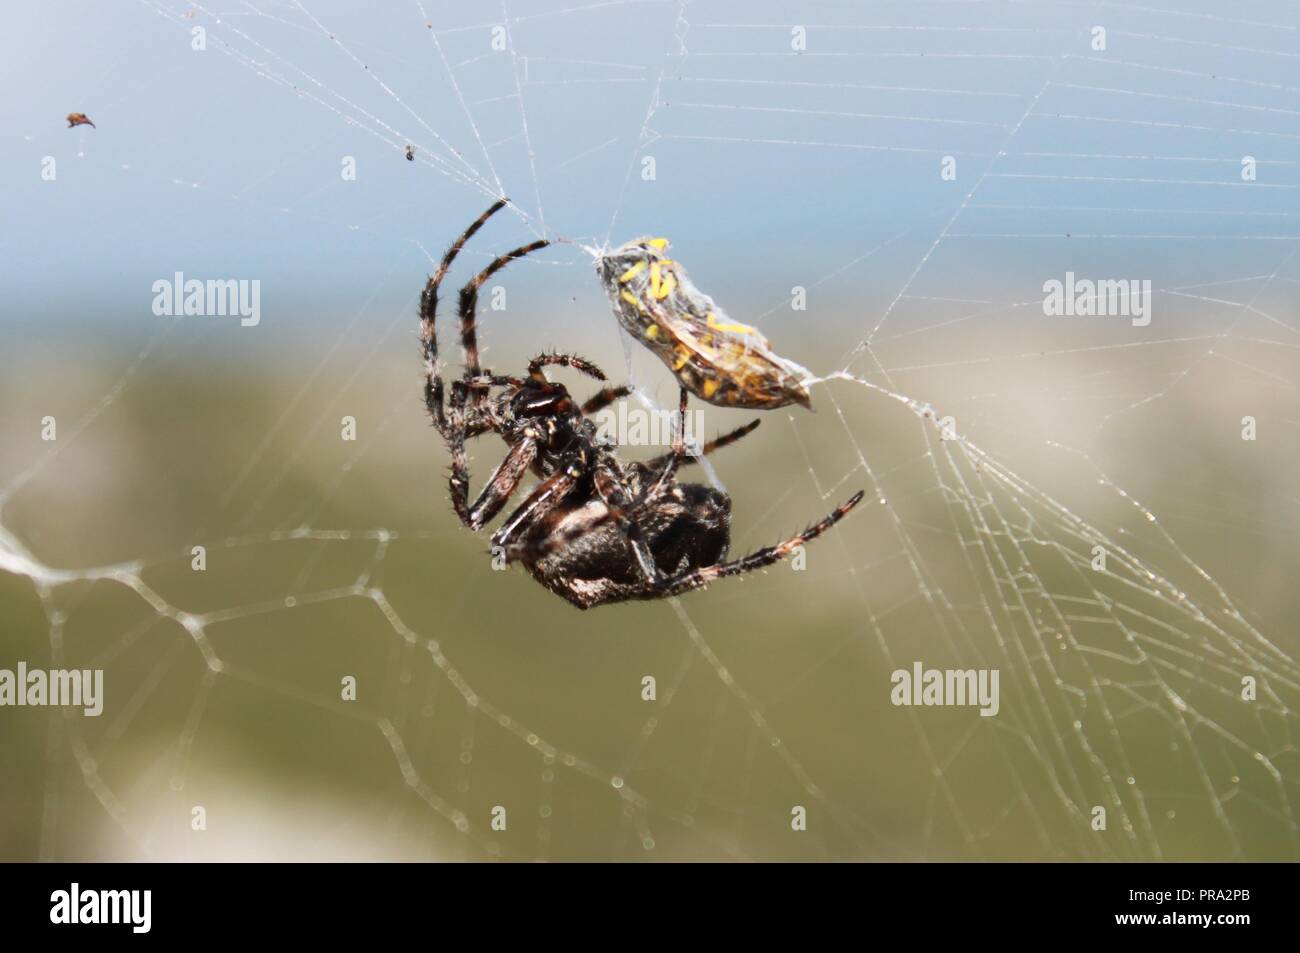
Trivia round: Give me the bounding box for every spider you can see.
[419,198,864,609]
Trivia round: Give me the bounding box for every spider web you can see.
[2,0,1299,861]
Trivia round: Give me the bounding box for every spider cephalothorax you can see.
[420,199,863,609]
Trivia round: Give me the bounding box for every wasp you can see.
[597,237,813,410]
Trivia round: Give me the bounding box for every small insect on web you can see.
[597,237,815,410]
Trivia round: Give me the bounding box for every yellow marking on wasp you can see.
[620,289,645,312]
[702,379,722,399]
[672,349,690,370]
[618,261,646,283]
[645,324,660,339]
[705,311,760,335]
[647,237,669,250]
[649,261,662,297]
[655,274,677,299]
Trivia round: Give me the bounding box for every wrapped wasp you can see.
[597,237,814,410]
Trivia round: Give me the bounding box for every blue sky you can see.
[4,0,1297,350]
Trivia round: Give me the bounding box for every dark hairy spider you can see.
[420,198,864,609]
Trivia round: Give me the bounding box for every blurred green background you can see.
[2,301,1297,861]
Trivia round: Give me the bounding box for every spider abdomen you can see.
[520,486,732,608]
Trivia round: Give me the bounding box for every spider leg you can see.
[490,465,581,551]
[466,437,539,531]
[464,374,526,390]
[527,353,607,383]
[420,198,509,436]
[646,418,760,470]
[655,491,866,597]
[592,468,660,582]
[445,380,477,527]
[446,377,528,529]
[644,388,690,500]
[581,385,632,416]
[579,388,691,580]
[459,238,552,382]
[494,458,664,570]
